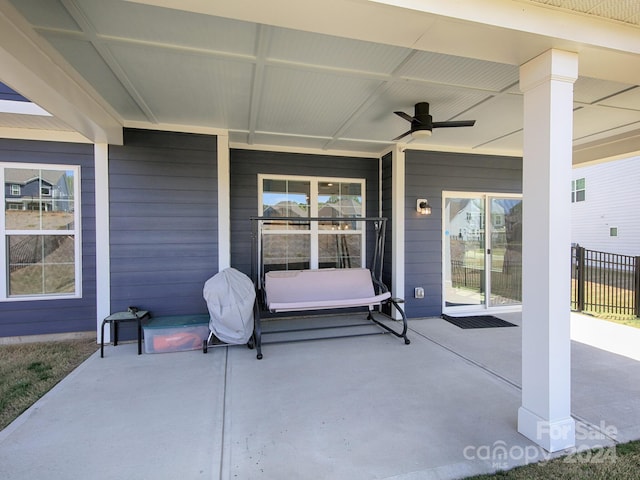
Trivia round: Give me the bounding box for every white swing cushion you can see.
[265,268,390,312]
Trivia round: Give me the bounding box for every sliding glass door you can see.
[443,193,522,313]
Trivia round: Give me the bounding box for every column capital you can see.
[519,49,578,92]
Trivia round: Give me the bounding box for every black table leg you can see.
[100,320,106,358]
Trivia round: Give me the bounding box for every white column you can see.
[391,145,405,319]
[94,143,111,342]
[217,133,231,270]
[518,49,578,452]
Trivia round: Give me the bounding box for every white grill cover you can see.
[203,267,255,344]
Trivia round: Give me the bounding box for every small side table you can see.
[101,310,150,358]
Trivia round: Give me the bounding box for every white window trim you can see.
[0,162,82,301]
[258,173,366,269]
[572,177,585,203]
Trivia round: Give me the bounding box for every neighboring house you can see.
[5,169,73,212]
[572,155,640,257]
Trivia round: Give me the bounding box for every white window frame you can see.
[572,178,585,203]
[0,162,82,301]
[258,174,366,269]
[10,184,20,196]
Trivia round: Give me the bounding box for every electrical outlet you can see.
[415,287,424,299]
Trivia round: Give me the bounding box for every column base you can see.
[518,406,575,452]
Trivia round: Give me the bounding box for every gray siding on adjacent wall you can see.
[404,150,522,318]
[109,129,218,319]
[0,139,96,337]
[229,149,379,278]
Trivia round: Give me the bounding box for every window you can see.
[259,175,365,272]
[572,178,585,202]
[610,227,618,237]
[1,164,81,300]
[10,184,20,196]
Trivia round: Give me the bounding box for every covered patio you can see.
[1,313,638,479]
[1,0,640,458]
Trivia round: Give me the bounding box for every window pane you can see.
[262,234,310,272]
[575,178,585,190]
[5,168,75,230]
[318,234,362,268]
[44,264,75,294]
[262,179,310,231]
[576,190,585,202]
[318,181,363,230]
[7,235,75,296]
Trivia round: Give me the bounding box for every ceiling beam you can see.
[0,0,123,144]
[60,0,158,125]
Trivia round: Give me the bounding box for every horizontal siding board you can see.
[0,138,96,337]
[110,189,216,204]
[109,174,215,191]
[108,129,218,322]
[109,230,216,244]
[404,150,522,318]
[109,216,216,231]
[110,243,217,258]
[109,203,216,218]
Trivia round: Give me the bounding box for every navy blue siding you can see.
[404,150,522,318]
[0,82,29,102]
[230,149,379,278]
[0,139,96,337]
[109,129,218,318]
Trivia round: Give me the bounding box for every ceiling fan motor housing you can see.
[413,102,433,132]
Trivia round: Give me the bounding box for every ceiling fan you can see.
[392,102,476,141]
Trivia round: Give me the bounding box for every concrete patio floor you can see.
[1,312,639,479]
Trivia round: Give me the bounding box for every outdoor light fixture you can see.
[417,198,431,215]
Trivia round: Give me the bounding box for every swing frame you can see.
[250,216,410,359]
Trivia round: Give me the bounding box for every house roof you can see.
[4,168,66,186]
[0,0,639,163]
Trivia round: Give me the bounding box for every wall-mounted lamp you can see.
[417,198,432,215]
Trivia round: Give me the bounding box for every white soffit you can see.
[1,0,638,162]
[0,99,51,116]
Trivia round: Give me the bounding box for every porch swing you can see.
[250,216,410,359]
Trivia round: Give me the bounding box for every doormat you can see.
[441,314,517,329]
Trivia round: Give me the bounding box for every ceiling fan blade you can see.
[432,120,476,128]
[392,129,413,141]
[394,111,417,123]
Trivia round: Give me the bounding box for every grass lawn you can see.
[1,338,639,478]
[466,441,640,479]
[0,338,97,431]
[587,312,640,329]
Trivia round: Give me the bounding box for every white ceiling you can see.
[1,0,640,163]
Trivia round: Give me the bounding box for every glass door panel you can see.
[443,197,486,308]
[489,197,522,306]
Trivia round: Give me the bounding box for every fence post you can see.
[635,256,640,318]
[576,245,585,312]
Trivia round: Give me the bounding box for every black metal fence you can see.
[571,245,640,317]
